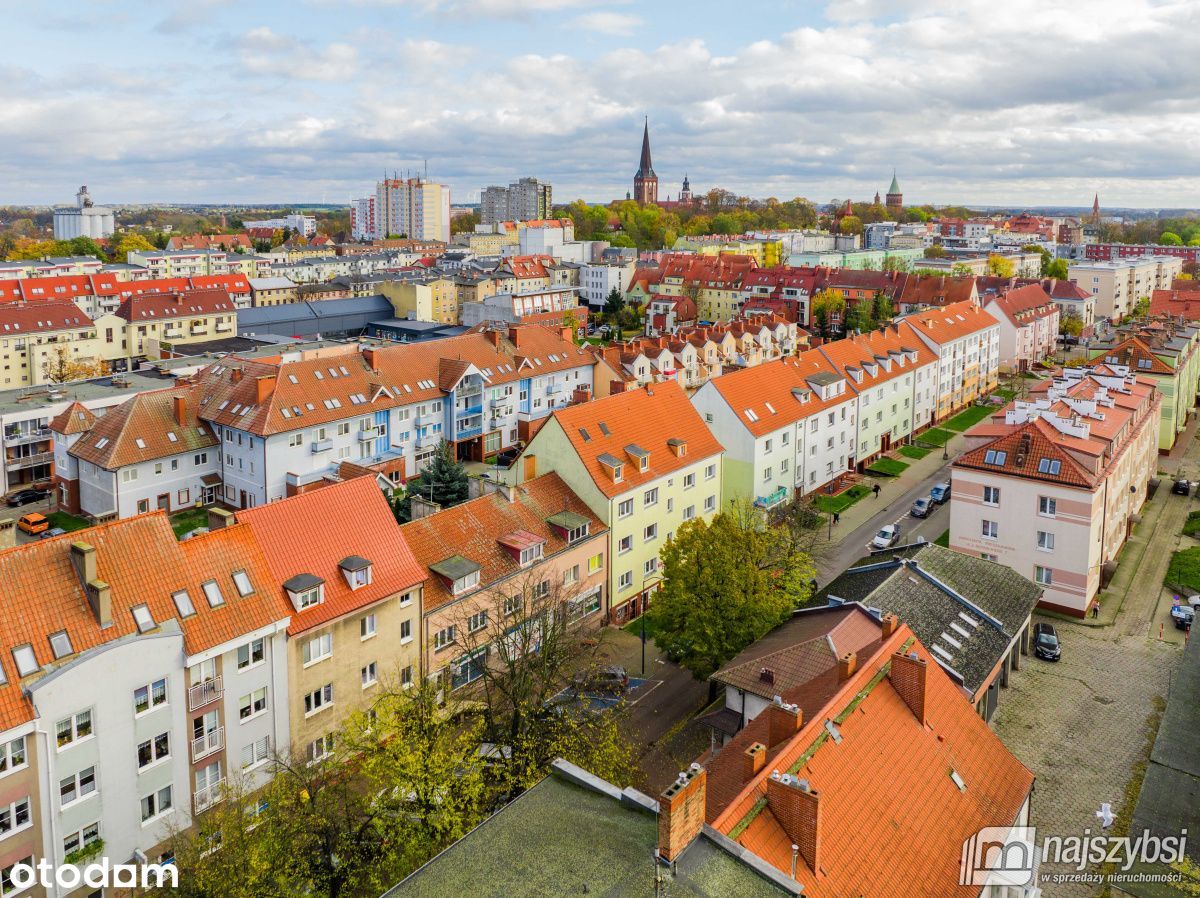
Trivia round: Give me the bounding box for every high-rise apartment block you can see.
[373,178,451,243]
[480,178,553,224]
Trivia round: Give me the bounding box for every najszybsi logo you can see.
[960,825,1038,887]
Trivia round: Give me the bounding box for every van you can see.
[17,512,49,535]
[930,482,951,504]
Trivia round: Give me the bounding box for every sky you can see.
[2,0,1199,209]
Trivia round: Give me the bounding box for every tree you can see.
[110,232,155,261]
[650,501,816,688]
[41,347,104,384]
[603,287,625,320]
[1045,258,1069,280]
[843,301,872,335]
[871,290,894,324]
[986,254,1015,277]
[923,244,946,259]
[951,263,974,277]
[881,254,908,273]
[1060,309,1084,337]
[838,214,863,236]
[450,211,480,235]
[1132,296,1151,318]
[1160,231,1183,246]
[392,440,469,523]
[810,289,845,338]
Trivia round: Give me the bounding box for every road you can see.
[815,460,955,584]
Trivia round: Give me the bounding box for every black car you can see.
[1171,604,1194,631]
[1173,478,1191,496]
[5,488,48,507]
[911,497,932,518]
[1032,622,1061,661]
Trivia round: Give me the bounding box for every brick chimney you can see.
[560,326,573,343]
[767,697,803,747]
[658,764,707,863]
[173,393,189,427]
[230,366,243,384]
[837,651,857,681]
[485,329,501,349]
[766,772,820,876]
[743,742,767,781]
[362,347,376,369]
[255,374,276,403]
[508,325,522,347]
[889,651,929,726]
[880,613,899,638]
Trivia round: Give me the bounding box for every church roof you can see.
[888,171,901,194]
[636,118,655,179]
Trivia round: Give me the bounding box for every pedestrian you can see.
[833,511,840,525]
[1092,600,1101,619]
[873,483,881,499]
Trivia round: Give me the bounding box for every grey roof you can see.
[383,765,793,898]
[282,572,324,592]
[805,371,842,386]
[546,510,590,531]
[429,555,482,581]
[338,555,372,572]
[822,544,1042,697]
[248,277,297,290]
[237,296,394,338]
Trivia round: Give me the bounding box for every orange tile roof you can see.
[984,283,1060,324]
[70,384,217,469]
[49,401,96,435]
[711,625,1034,896]
[899,300,999,344]
[400,473,606,613]
[707,353,851,437]
[898,274,976,308]
[0,514,286,730]
[818,325,938,395]
[114,288,235,322]
[235,477,426,635]
[541,381,724,499]
[1093,335,1174,375]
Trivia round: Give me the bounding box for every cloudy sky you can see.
[2,0,1199,208]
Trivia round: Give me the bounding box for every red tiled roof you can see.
[0,302,93,335]
[115,288,234,322]
[69,384,217,469]
[983,283,1060,325]
[235,477,426,635]
[818,325,938,395]
[1150,289,1200,321]
[48,401,96,435]
[707,353,851,438]
[899,300,999,344]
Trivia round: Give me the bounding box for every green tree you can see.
[923,244,946,259]
[1132,296,1151,317]
[986,254,1015,277]
[1160,231,1183,246]
[1045,258,1069,280]
[951,263,974,277]
[843,301,872,335]
[881,254,908,273]
[111,232,155,260]
[392,440,469,523]
[450,211,480,235]
[1060,309,1084,337]
[871,290,894,324]
[810,289,845,338]
[603,287,626,320]
[838,214,863,235]
[650,501,816,688]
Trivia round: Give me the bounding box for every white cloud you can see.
[572,11,642,35]
[347,0,623,15]
[236,27,359,81]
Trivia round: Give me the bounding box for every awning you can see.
[200,473,222,486]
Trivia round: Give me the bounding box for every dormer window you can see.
[598,453,624,483]
[454,570,481,594]
[624,444,650,471]
[284,574,325,612]
[131,604,156,633]
[12,645,38,677]
[548,510,591,544]
[431,556,483,596]
[339,556,373,590]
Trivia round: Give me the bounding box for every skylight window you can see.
[288,374,298,384]
[135,438,146,449]
[173,589,197,617]
[167,432,177,442]
[232,570,253,597]
[48,631,73,659]
[95,438,108,449]
[132,604,156,633]
[12,645,38,677]
[1037,458,1062,475]
[983,449,1007,465]
[314,370,324,380]
[745,408,758,422]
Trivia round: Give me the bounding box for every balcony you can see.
[311,438,333,453]
[754,486,788,510]
[415,412,438,427]
[545,382,560,395]
[3,428,51,446]
[458,383,483,399]
[191,726,224,762]
[357,426,379,441]
[216,321,233,333]
[457,424,483,440]
[489,394,510,409]
[194,778,225,813]
[163,328,184,340]
[6,451,53,470]
[188,677,223,712]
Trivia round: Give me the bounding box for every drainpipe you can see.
[34,721,62,898]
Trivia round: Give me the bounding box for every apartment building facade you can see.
[950,365,1161,616]
[374,178,451,243]
[979,283,1061,371]
[1067,256,1184,322]
[898,301,1001,422]
[0,304,99,391]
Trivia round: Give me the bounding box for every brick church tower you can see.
[633,117,658,205]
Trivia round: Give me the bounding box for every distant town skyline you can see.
[3,0,1198,208]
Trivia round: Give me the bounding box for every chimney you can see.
[880,613,899,638]
[230,366,243,384]
[889,651,929,726]
[173,394,188,427]
[837,651,857,681]
[743,742,767,781]
[485,329,501,349]
[70,540,96,584]
[560,326,573,343]
[508,325,521,347]
[255,374,276,403]
[71,541,112,628]
[610,379,626,394]
[208,507,234,530]
[522,454,537,482]
[767,697,803,747]
[766,773,820,877]
[657,764,707,863]
[362,347,376,369]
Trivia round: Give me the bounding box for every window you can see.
[435,626,456,650]
[137,733,170,769]
[361,662,378,688]
[132,604,155,633]
[56,710,92,748]
[983,449,1007,466]
[705,463,716,480]
[618,534,632,554]
[173,589,196,617]
[643,488,659,507]
[202,580,225,608]
[400,619,413,643]
[683,505,696,521]
[644,558,658,577]
[296,586,323,609]
[1037,457,1062,475]
[62,822,100,859]
[306,734,335,764]
[1039,496,1057,517]
[237,638,265,670]
[140,785,173,822]
[981,552,998,562]
[11,645,37,678]
[0,738,27,776]
[566,523,590,544]
[704,495,716,513]
[644,523,658,542]
[618,498,634,518]
[0,798,31,840]
[981,520,998,539]
[239,687,267,721]
[563,565,579,586]
[59,767,96,807]
[360,614,377,640]
[452,571,480,595]
[232,570,253,596]
[1035,565,1053,586]
[401,666,413,688]
[134,678,168,715]
[983,486,1000,506]
[48,630,72,659]
[1,858,33,896]
[618,571,633,591]
[304,684,333,716]
[241,736,270,771]
[1037,531,1055,551]
[468,610,488,633]
[518,544,544,566]
[588,553,603,574]
[302,633,332,666]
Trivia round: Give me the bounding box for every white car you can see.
[872,524,900,549]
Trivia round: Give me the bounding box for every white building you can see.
[374,178,451,243]
[242,214,317,237]
[580,261,635,307]
[350,197,376,242]
[53,186,116,241]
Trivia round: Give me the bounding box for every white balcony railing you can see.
[188,677,223,712]
[191,726,224,762]
[194,778,225,813]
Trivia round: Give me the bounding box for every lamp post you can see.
[826,481,836,541]
[639,573,660,677]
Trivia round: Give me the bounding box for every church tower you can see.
[633,118,658,205]
[885,170,903,215]
[1091,193,1101,224]
[680,173,692,204]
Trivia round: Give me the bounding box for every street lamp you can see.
[640,573,661,676]
[826,481,836,541]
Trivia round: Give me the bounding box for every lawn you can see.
[622,614,661,641]
[919,427,955,447]
[1164,547,1200,593]
[866,458,909,476]
[1185,511,1200,538]
[935,529,950,547]
[898,445,930,460]
[46,511,89,533]
[813,484,870,515]
[170,506,210,539]
[944,404,996,432]
[993,388,1018,401]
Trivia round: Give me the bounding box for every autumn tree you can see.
[41,346,104,384]
[1045,258,1069,280]
[1060,309,1084,337]
[810,289,846,338]
[923,244,947,259]
[650,501,816,689]
[111,232,156,261]
[986,254,1015,277]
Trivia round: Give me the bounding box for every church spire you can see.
[633,116,658,204]
[637,116,654,178]
[1091,193,1101,223]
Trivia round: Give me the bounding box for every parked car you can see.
[930,482,951,504]
[17,512,49,535]
[872,524,901,549]
[39,527,67,540]
[910,497,932,518]
[1173,478,1192,496]
[1171,603,1194,631]
[1032,622,1061,661]
[572,665,630,695]
[5,487,48,507]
